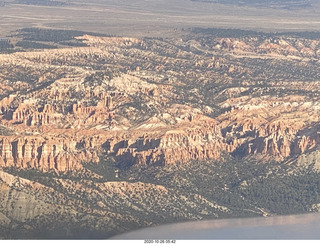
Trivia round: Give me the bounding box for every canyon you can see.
[1,31,320,171]
[1,27,320,238]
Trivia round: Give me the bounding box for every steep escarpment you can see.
[0,136,99,171]
[217,95,320,160]
[1,29,320,172]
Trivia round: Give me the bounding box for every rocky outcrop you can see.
[0,137,99,171]
[71,97,114,125]
[12,103,64,126]
[217,94,320,160]
[4,90,320,169]
[113,114,233,165]
[213,36,320,58]
[77,35,143,48]
[1,31,320,171]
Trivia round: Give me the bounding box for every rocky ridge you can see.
[0,31,320,171]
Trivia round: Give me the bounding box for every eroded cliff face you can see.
[0,31,320,171]
[0,136,99,171]
[114,114,224,165]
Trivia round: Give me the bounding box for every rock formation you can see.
[0,30,320,171]
[0,136,99,171]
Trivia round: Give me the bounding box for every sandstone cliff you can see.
[0,136,99,171]
[0,31,320,171]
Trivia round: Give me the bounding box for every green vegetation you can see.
[0,39,14,53]
[3,166,102,185]
[192,27,267,38]
[16,41,57,49]
[3,153,320,239]
[18,28,108,43]
[8,155,320,220]
[19,28,87,42]
[0,28,107,53]
[84,157,120,182]
[121,157,320,217]
[58,41,88,47]
[0,125,15,136]
[241,171,320,215]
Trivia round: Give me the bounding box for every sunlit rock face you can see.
[1,30,320,171]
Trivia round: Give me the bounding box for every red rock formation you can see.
[0,136,99,171]
[2,32,320,173]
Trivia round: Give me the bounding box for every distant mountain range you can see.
[191,0,312,9]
